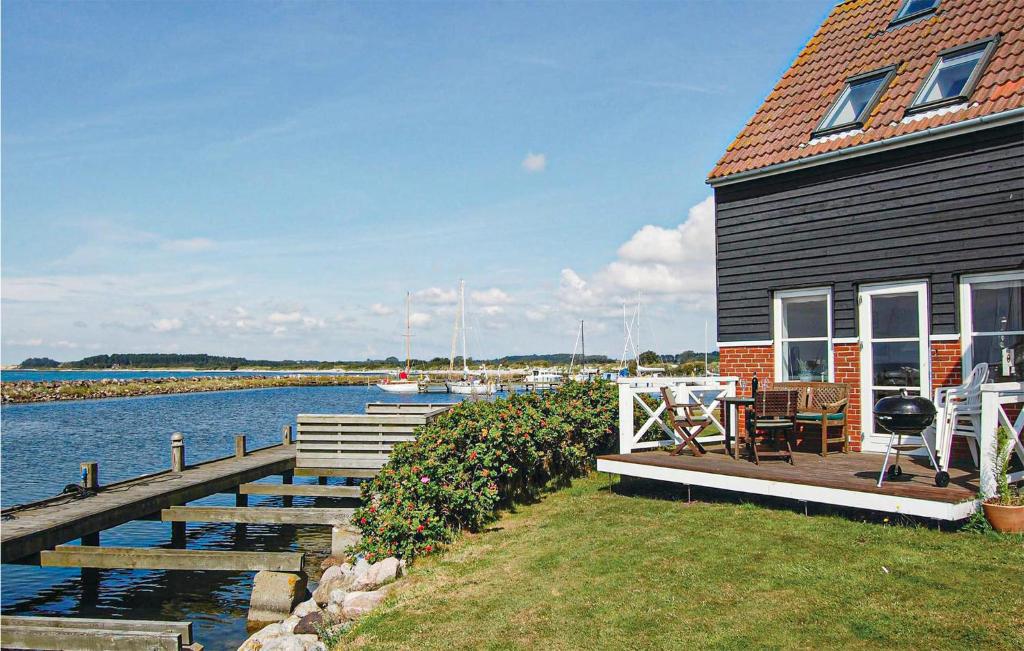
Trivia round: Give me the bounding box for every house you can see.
[596,0,1023,521]
[708,0,1023,455]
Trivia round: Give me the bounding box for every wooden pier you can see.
[1,437,296,564]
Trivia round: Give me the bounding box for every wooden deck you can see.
[597,448,980,520]
[0,443,296,564]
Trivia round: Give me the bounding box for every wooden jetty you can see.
[1,402,439,649]
[0,434,296,564]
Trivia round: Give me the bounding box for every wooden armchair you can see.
[779,381,850,457]
[747,388,798,465]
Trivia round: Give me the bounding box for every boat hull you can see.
[376,382,420,394]
[446,381,494,395]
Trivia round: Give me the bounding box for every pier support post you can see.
[317,476,328,486]
[80,462,99,490]
[171,521,186,548]
[281,471,293,507]
[236,490,248,508]
[171,433,185,472]
[235,434,247,459]
[81,532,99,546]
[281,425,292,446]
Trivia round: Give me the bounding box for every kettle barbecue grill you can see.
[873,389,949,488]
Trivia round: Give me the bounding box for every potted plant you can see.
[982,426,1024,533]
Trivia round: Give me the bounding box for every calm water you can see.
[1,369,371,382]
[0,386,466,649]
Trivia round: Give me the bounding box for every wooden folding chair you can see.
[660,386,709,457]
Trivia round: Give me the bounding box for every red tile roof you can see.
[707,0,1024,182]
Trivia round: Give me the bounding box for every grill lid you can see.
[873,388,936,434]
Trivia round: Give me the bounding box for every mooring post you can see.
[80,462,98,490]
[171,433,185,472]
[282,425,292,446]
[235,434,247,459]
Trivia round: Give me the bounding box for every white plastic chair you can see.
[933,363,989,471]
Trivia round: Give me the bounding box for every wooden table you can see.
[721,397,754,460]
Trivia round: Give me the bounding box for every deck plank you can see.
[597,449,977,504]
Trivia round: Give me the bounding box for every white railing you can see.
[617,376,739,455]
[979,381,1024,498]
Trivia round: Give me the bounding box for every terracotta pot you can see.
[982,501,1024,533]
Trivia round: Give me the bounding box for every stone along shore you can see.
[0,374,383,404]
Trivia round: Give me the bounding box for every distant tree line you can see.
[17,350,716,371]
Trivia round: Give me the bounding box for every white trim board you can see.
[717,340,773,348]
[929,333,961,342]
[596,458,977,521]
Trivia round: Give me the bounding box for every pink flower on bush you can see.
[421,476,430,484]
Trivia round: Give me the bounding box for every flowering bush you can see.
[352,380,618,561]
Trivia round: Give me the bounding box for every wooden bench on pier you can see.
[295,404,452,477]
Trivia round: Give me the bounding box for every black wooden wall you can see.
[713,123,1024,343]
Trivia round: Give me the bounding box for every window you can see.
[774,289,832,382]
[961,272,1024,382]
[814,67,895,136]
[890,0,939,25]
[910,38,998,111]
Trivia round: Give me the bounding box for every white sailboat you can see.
[376,292,420,394]
[445,280,495,395]
[568,319,598,381]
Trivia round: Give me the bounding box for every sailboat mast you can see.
[405,292,412,375]
[580,320,585,369]
[460,280,468,375]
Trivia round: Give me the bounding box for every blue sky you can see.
[1,0,834,363]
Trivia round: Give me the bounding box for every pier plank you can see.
[239,483,360,498]
[293,467,379,478]
[40,546,304,572]
[0,444,296,563]
[0,626,182,651]
[161,506,354,525]
[0,615,193,645]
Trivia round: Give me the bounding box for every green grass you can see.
[342,474,1024,650]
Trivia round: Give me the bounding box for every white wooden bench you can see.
[296,404,451,474]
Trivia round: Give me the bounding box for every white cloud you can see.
[522,152,547,173]
[160,237,215,253]
[6,338,44,346]
[370,303,395,316]
[301,316,326,329]
[559,196,717,311]
[151,318,183,332]
[414,287,457,305]
[268,311,302,324]
[481,305,504,316]
[409,312,432,327]
[471,288,511,305]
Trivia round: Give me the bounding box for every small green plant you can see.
[993,426,1024,507]
[314,613,350,648]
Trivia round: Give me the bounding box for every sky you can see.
[1,0,835,364]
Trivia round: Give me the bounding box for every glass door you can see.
[858,281,930,451]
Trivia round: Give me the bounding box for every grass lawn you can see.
[342,474,1024,650]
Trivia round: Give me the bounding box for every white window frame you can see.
[960,270,1024,378]
[858,279,931,451]
[773,287,834,383]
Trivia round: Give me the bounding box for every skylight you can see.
[910,39,997,110]
[891,0,939,25]
[814,67,895,136]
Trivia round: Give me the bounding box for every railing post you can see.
[235,434,247,459]
[171,433,185,472]
[618,380,634,455]
[282,425,292,446]
[979,387,998,498]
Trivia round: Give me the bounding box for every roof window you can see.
[890,0,939,26]
[909,38,998,111]
[813,66,896,137]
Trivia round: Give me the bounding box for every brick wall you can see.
[720,338,968,456]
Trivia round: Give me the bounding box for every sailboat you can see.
[445,280,495,395]
[376,293,420,394]
[568,319,598,381]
